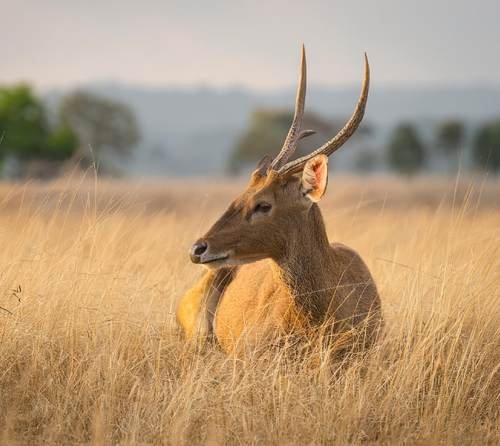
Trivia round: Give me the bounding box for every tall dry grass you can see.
[0,176,498,444]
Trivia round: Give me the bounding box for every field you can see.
[0,175,498,444]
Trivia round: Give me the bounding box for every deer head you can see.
[190,46,370,269]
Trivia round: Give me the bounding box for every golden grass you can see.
[0,176,498,444]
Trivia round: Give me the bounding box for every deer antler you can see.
[278,53,370,176]
[269,44,308,171]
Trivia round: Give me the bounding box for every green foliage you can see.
[387,124,426,175]
[436,120,465,154]
[46,126,78,160]
[0,85,78,166]
[60,91,140,163]
[0,84,48,159]
[472,120,500,172]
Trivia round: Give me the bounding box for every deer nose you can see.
[190,241,208,263]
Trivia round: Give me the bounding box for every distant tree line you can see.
[0,84,140,179]
[232,110,500,175]
[3,85,499,178]
[385,119,500,175]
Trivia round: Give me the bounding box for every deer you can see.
[176,46,382,355]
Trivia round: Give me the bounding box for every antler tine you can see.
[278,53,370,176]
[269,44,307,171]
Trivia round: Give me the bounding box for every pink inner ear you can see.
[302,155,327,202]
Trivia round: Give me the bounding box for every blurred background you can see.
[1,0,500,180]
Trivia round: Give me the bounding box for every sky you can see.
[2,0,500,90]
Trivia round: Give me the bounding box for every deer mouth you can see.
[201,254,229,265]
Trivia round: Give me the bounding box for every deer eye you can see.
[252,202,272,214]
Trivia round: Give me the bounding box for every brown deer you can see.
[177,46,382,354]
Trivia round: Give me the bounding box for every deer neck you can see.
[272,204,334,320]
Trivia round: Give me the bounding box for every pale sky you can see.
[2,0,499,90]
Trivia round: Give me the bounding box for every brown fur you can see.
[177,168,382,354]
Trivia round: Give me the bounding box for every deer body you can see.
[214,246,379,354]
[176,47,383,353]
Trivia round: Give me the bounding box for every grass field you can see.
[0,175,498,444]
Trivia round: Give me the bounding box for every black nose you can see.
[190,241,208,263]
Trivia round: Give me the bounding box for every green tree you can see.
[472,120,500,173]
[0,85,48,159]
[228,109,363,173]
[45,126,79,160]
[436,120,465,155]
[229,110,290,172]
[436,120,465,172]
[387,124,426,175]
[0,85,78,174]
[60,91,140,167]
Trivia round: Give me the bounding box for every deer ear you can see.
[301,155,328,202]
